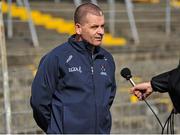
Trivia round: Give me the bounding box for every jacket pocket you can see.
[100,106,112,133]
[46,91,64,133]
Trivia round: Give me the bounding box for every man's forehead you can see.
[85,14,104,21]
[79,12,104,25]
[86,12,103,16]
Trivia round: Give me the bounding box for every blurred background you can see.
[0,0,180,133]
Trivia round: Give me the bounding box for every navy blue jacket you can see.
[30,35,116,134]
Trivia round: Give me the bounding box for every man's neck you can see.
[75,34,95,51]
[74,34,81,42]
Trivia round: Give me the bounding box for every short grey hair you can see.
[74,3,103,24]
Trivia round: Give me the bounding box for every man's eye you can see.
[91,26,98,29]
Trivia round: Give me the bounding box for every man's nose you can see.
[97,27,104,35]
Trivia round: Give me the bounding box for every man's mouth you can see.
[95,36,102,41]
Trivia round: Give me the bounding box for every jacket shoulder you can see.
[39,42,72,67]
[51,42,71,56]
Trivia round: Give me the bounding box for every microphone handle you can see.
[129,78,136,86]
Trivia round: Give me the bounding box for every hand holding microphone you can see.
[130,82,153,100]
[120,67,153,100]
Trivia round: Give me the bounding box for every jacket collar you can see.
[68,34,103,56]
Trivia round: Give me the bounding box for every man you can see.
[131,63,180,113]
[30,3,116,134]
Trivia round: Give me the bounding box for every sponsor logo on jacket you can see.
[68,66,82,73]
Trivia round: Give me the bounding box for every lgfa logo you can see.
[68,66,82,73]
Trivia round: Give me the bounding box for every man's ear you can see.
[75,23,82,35]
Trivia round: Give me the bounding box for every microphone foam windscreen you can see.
[120,67,132,80]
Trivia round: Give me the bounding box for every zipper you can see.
[91,51,98,133]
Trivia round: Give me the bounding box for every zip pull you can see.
[91,52,94,60]
[91,66,94,74]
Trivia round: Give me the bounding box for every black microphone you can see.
[120,67,163,129]
[120,67,135,86]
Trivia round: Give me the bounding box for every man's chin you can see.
[93,41,102,46]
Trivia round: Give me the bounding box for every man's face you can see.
[75,13,105,46]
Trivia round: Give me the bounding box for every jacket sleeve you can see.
[151,65,179,93]
[151,65,180,113]
[108,57,116,108]
[30,53,59,132]
[151,70,171,93]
